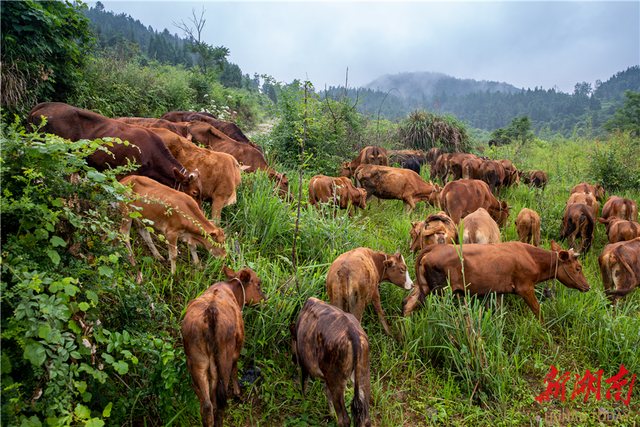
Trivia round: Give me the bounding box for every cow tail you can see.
[308,180,316,205]
[205,304,228,412]
[348,327,366,427]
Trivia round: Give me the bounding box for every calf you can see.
[462,157,483,180]
[439,179,512,226]
[570,181,605,202]
[340,146,389,178]
[561,202,595,254]
[409,211,458,253]
[498,159,519,188]
[520,170,548,189]
[515,208,541,246]
[566,192,599,219]
[461,208,501,244]
[354,164,437,215]
[119,176,226,277]
[308,175,367,216]
[601,196,638,222]
[598,217,640,243]
[598,238,640,303]
[409,241,590,320]
[327,248,413,336]
[479,159,507,195]
[290,298,371,427]
[182,266,267,427]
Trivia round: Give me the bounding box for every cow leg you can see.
[210,199,224,222]
[324,378,350,427]
[188,361,215,427]
[230,358,241,397]
[371,292,393,336]
[519,288,543,323]
[136,222,166,261]
[119,217,136,266]
[403,199,416,216]
[188,244,201,269]
[166,232,179,275]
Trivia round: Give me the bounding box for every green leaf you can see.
[24,341,47,366]
[38,324,52,340]
[49,236,67,247]
[74,380,87,393]
[68,319,82,334]
[102,354,114,364]
[78,302,90,311]
[85,418,104,427]
[63,284,77,296]
[19,415,42,427]
[102,402,113,418]
[45,249,61,265]
[98,266,113,277]
[87,170,106,183]
[74,403,91,420]
[112,360,128,375]
[86,290,99,304]
[81,392,92,402]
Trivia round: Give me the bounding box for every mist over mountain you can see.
[365,71,521,99]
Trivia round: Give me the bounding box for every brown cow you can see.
[520,170,548,189]
[149,128,247,220]
[515,208,541,246]
[185,121,290,199]
[444,153,477,182]
[28,102,203,207]
[479,159,507,195]
[430,153,448,182]
[426,147,441,166]
[566,192,599,219]
[114,117,191,139]
[462,157,483,180]
[290,298,371,427]
[498,159,519,187]
[409,211,458,253]
[182,266,267,427]
[598,237,640,302]
[308,175,367,216]
[461,208,501,244]
[439,179,512,226]
[387,149,426,165]
[326,248,413,336]
[561,202,595,254]
[597,217,640,243]
[119,176,226,277]
[354,164,437,215]
[408,241,590,320]
[162,110,255,147]
[601,196,638,222]
[570,182,605,202]
[340,146,389,178]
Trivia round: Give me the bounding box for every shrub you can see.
[587,132,640,192]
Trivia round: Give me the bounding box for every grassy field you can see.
[117,135,640,427]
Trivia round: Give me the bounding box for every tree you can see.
[603,90,640,137]
[220,62,243,88]
[173,7,229,76]
[490,115,534,145]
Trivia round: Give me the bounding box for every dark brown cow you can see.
[290,298,371,427]
[598,238,640,302]
[515,208,541,246]
[408,241,590,320]
[566,192,599,219]
[601,196,638,222]
[426,147,441,166]
[439,179,512,226]
[387,149,426,165]
[430,153,447,182]
[340,146,389,178]
[570,182,605,202]
[409,211,458,253]
[185,122,290,199]
[308,175,367,216]
[462,157,483,180]
[598,217,640,243]
[461,208,501,244]
[561,202,595,254]
[327,248,413,336]
[28,102,203,207]
[119,176,226,277]
[182,266,267,427]
[114,117,191,138]
[149,128,247,220]
[520,170,548,189]
[479,159,507,195]
[162,110,255,146]
[354,164,437,215]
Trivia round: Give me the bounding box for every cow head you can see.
[339,161,353,178]
[550,241,591,292]
[382,252,413,290]
[202,227,227,259]
[173,168,203,209]
[491,201,512,227]
[428,184,442,208]
[422,212,457,246]
[223,266,267,307]
[268,169,291,201]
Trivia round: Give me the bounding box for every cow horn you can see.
[573,253,580,259]
[507,205,514,209]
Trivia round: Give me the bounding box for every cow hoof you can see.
[543,288,553,299]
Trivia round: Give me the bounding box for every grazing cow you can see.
[566,192,599,219]
[597,217,640,244]
[479,159,507,195]
[515,208,541,246]
[570,182,605,202]
[520,170,548,189]
[340,146,389,178]
[185,122,290,200]
[443,153,477,182]
[561,202,595,254]
[408,241,590,320]
[114,117,191,139]
[308,175,367,216]
[439,179,512,226]
[354,165,437,215]
[162,110,255,147]
[409,211,458,253]
[182,266,267,427]
[28,102,203,207]
[326,248,413,336]
[149,128,247,220]
[498,159,519,187]
[290,298,371,427]
[601,196,638,222]
[461,208,501,244]
[462,157,483,180]
[402,158,421,174]
[119,176,226,276]
[598,238,640,302]
[426,147,441,166]
[388,150,426,166]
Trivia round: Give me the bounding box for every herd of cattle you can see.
[27,102,639,427]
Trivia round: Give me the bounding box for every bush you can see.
[587,132,640,192]
[394,109,474,153]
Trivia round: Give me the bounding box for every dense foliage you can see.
[393,110,474,153]
[489,115,534,146]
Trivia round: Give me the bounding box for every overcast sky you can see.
[100,1,639,94]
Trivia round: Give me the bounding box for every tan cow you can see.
[462,157,484,180]
[566,192,599,219]
[439,179,512,226]
[327,248,413,336]
[409,211,458,253]
[461,208,501,244]
[354,164,437,215]
[561,203,595,254]
[601,196,638,222]
[182,266,267,427]
[290,298,371,427]
[308,175,367,216]
[597,217,640,243]
[570,181,605,202]
[119,176,226,278]
[515,208,541,246]
[444,153,477,182]
[150,128,247,220]
[498,159,519,187]
[598,238,640,302]
[340,146,389,178]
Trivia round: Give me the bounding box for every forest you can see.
[1,1,639,427]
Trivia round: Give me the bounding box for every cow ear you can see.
[558,250,570,262]
[383,259,395,268]
[238,269,252,285]
[173,167,186,181]
[222,265,236,280]
[597,217,609,224]
[549,240,562,252]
